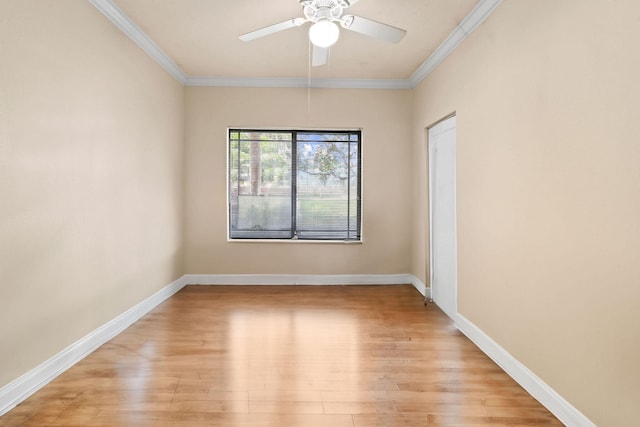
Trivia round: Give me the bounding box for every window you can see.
[228,129,361,241]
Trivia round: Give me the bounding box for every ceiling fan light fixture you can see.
[309,20,340,48]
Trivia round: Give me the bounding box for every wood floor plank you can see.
[0,285,561,426]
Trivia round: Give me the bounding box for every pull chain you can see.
[307,39,312,115]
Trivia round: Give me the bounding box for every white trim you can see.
[183,273,415,286]
[409,0,503,86]
[1,272,592,426]
[88,0,187,84]
[408,275,430,299]
[184,273,430,300]
[183,274,429,299]
[0,273,422,416]
[0,276,187,417]
[453,313,596,427]
[185,76,412,90]
[87,0,502,89]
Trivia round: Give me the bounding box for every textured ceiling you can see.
[113,0,479,81]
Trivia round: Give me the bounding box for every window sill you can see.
[226,238,362,244]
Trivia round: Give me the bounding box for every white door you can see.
[428,116,457,318]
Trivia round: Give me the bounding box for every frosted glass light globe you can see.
[309,20,340,48]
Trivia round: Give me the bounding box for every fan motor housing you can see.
[301,0,346,22]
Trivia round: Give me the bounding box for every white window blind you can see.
[228,129,361,241]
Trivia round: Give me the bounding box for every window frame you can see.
[226,128,362,243]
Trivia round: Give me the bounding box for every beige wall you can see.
[184,87,413,275]
[0,0,184,387]
[411,1,640,425]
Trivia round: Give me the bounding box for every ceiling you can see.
[92,0,502,88]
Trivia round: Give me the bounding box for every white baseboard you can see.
[408,275,430,299]
[4,272,588,426]
[0,273,425,416]
[0,275,187,416]
[453,313,595,427]
[183,273,431,308]
[183,273,416,286]
[183,273,431,299]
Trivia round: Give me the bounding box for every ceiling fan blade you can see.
[239,18,306,42]
[341,15,406,43]
[312,45,329,66]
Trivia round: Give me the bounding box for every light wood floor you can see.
[0,285,562,426]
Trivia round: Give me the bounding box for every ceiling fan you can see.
[239,0,407,66]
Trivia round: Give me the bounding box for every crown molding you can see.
[409,0,503,86]
[88,0,502,89]
[88,0,187,84]
[185,76,412,90]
